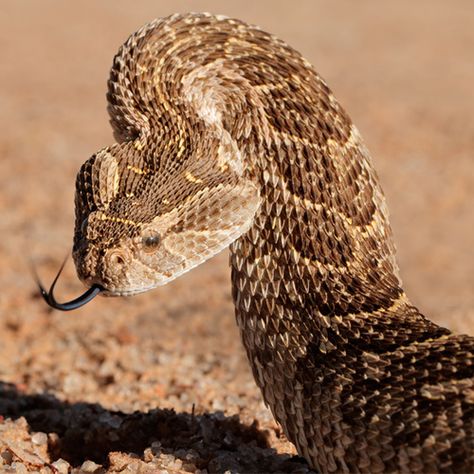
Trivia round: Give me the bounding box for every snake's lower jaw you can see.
[99,286,157,297]
[82,263,176,297]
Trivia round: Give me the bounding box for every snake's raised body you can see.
[47,13,474,472]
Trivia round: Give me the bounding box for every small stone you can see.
[1,450,13,464]
[185,451,197,461]
[143,448,154,462]
[108,452,130,471]
[98,412,123,430]
[48,433,60,446]
[2,442,46,466]
[10,462,28,474]
[32,432,48,446]
[211,399,224,411]
[62,373,83,394]
[52,458,70,474]
[80,459,102,472]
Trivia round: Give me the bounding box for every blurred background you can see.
[0,1,473,472]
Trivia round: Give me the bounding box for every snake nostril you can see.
[108,251,126,267]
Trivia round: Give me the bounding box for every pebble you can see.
[1,450,13,464]
[98,412,122,429]
[31,431,48,445]
[212,399,224,410]
[108,452,130,471]
[79,460,103,472]
[10,463,27,474]
[62,373,83,394]
[52,458,71,474]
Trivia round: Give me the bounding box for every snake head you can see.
[72,141,260,296]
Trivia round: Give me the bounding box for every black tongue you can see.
[32,256,103,311]
[39,282,103,311]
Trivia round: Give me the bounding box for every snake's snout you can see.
[72,242,134,296]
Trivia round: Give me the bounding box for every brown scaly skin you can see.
[71,13,474,473]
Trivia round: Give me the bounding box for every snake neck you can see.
[226,91,451,463]
[226,67,448,367]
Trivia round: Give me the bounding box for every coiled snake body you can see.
[46,13,474,473]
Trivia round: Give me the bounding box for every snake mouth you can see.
[33,258,103,311]
[99,286,156,297]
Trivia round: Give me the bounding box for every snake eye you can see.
[142,233,161,252]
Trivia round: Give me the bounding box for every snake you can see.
[37,13,474,473]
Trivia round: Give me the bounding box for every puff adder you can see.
[48,13,474,473]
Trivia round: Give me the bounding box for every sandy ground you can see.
[0,1,473,472]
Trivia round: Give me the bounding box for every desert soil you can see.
[0,1,473,473]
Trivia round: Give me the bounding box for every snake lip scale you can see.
[39,13,474,473]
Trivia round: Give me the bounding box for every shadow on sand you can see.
[0,381,311,472]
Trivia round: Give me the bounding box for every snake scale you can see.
[41,13,474,473]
